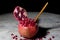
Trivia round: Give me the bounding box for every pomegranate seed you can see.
[11,33,14,36]
[12,35,18,39]
[20,21,23,24]
[15,38,18,40]
[39,38,43,40]
[20,20,25,25]
[48,38,52,40]
[24,17,27,20]
[52,36,55,38]
[24,24,27,27]
[25,20,28,23]
[20,39,23,40]
[22,17,25,20]
[12,36,16,39]
[29,18,32,21]
[15,35,18,37]
[31,23,35,26]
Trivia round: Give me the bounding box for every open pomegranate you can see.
[13,6,38,38]
[18,18,38,38]
[13,6,28,21]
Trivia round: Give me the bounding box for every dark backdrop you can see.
[0,0,60,14]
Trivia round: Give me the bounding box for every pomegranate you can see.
[13,6,28,21]
[13,6,38,38]
[18,19,38,38]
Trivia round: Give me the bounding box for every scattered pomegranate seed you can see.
[12,36,16,39]
[48,38,52,40]
[11,33,14,36]
[39,38,43,40]
[15,38,18,40]
[12,35,18,39]
[15,35,18,37]
[52,36,55,38]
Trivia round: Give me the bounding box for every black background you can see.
[0,0,60,14]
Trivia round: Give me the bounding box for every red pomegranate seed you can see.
[12,36,16,39]
[20,39,23,40]
[15,35,18,37]
[11,33,14,36]
[25,18,28,21]
[39,38,43,40]
[52,36,55,38]
[15,38,18,40]
[24,24,27,27]
[20,21,23,24]
[48,38,52,40]
[24,21,28,27]
[20,21,25,25]
[12,35,18,39]
[31,23,35,26]
[29,18,32,21]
